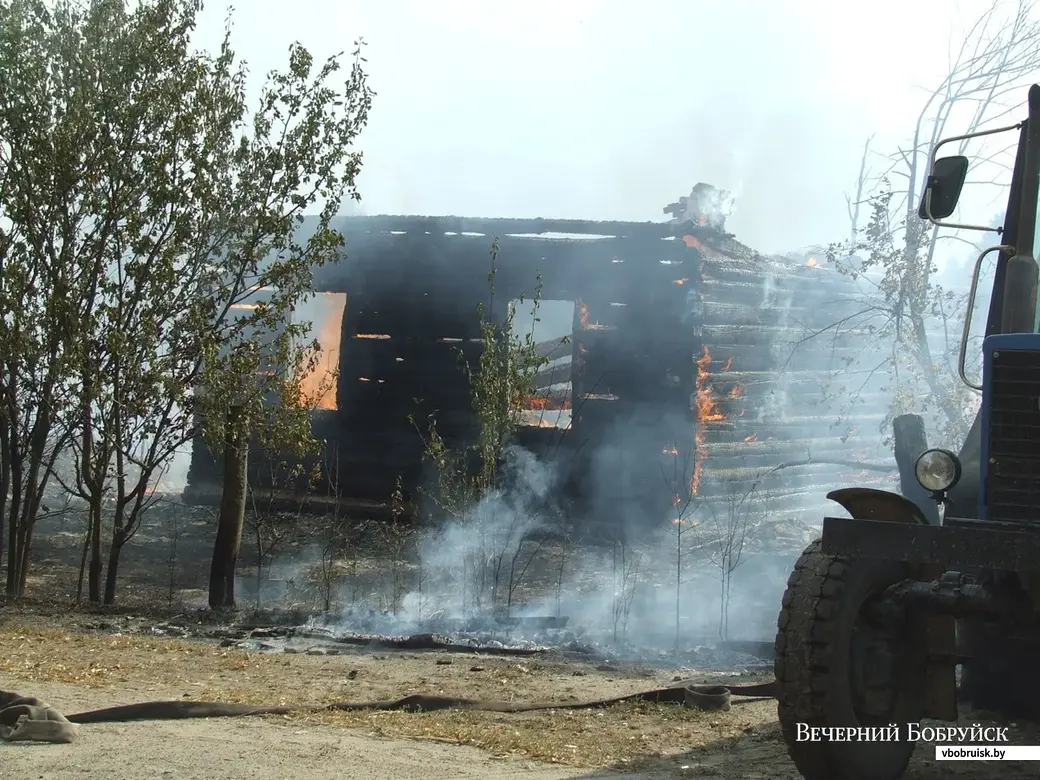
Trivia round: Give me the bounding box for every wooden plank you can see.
[342,404,478,432]
[324,213,699,242]
[314,231,698,293]
[341,386,472,414]
[343,337,481,376]
[349,304,486,341]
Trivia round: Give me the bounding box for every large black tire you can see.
[775,540,926,780]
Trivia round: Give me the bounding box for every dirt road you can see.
[6,673,1037,779]
[3,669,1038,779]
[1,675,652,780]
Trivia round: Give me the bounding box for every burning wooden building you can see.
[186,193,894,532]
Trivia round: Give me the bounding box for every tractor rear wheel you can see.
[775,539,925,780]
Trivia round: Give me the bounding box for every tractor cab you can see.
[774,84,1040,780]
[919,86,1040,527]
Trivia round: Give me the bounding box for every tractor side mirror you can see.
[918,155,969,221]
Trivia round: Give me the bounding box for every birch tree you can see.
[805,0,1040,447]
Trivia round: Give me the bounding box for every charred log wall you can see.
[324,218,701,532]
[690,235,894,537]
[185,215,893,535]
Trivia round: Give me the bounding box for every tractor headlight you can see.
[914,448,962,494]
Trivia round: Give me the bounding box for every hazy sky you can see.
[192,0,1024,255]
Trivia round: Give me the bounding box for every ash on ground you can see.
[122,608,774,673]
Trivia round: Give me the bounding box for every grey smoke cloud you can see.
[190,0,1008,254]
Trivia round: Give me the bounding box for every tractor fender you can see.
[826,487,930,525]
[826,487,957,722]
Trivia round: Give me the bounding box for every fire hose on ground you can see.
[0,680,778,744]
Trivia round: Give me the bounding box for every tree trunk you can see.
[209,405,248,611]
[103,497,135,606]
[5,499,17,596]
[16,518,35,598]
[75,519,90,603]
[0,405,9,583]
[88,493,103,603]
[14,399,54,596]
[6,440,23,597]
[102,530,125,606]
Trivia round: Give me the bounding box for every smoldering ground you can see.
[247,414,852,664]
[276,249,898,659]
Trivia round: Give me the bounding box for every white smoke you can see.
[396,444,557,623]
[669,183,736,232]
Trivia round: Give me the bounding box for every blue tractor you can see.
[774,84,1040,780]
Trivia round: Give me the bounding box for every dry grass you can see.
[0,624,776,767]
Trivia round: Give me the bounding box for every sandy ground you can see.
[1,673,789,780]
[0,675,615,780]
[4,669,1039,780]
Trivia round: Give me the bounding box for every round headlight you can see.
[914,448,962,493]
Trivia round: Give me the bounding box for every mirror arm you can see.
[959,244,1015,390]
[923,122,1023,231]
[932,122,1023,157]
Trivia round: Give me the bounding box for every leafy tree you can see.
[0,0,371,603]
[823,187,980,446]
[807,0,1040,447]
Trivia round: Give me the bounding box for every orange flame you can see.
[744,433,758,442]
[722,357,734,371]
[298,293,346,411]
[692,346,727,496]
[695,347,725,423]
[575,300,609,330]
[806,256,821,268]
[729,384,745,398]
[521,394,572,411]
[682,235,703,250]
[674,278,689,286]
